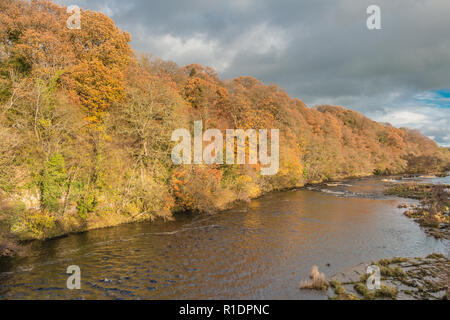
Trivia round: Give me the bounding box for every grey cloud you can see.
[56,0,450,145]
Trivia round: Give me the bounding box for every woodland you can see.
[0,1,448,253]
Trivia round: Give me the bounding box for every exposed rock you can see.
[328,254,449,300]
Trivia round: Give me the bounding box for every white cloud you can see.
[136,24,288,72]
[376,110,430,127]
[57,0,450,146]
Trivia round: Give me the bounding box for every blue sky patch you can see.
[414,89,450,108]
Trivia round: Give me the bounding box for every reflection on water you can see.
[0,177,448,299]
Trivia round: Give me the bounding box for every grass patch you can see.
[379,265,406,279]
[426,253,446,260]
[376,285,398,299]
[378,257,408,266]
[329,279,360,300]
[354,283,376,300]
[354,282,398,300]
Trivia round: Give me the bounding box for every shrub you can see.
[10,210,56,240]
[38,153,67,213]
[76,187,97,220]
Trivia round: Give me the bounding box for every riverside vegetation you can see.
[322,183,450,300]
[386,183,450,239]
[1,0,449,256]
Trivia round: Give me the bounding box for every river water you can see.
[0,177,448,299]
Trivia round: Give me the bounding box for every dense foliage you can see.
[0,0,448,245]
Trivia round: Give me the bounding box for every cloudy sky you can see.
[57,0,450,146]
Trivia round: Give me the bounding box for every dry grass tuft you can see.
[300,265,329,291]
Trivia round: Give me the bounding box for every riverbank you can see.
[328,254,449,300]
[0,173,382,257]
[385,183,450,239]
[1,173,448,258]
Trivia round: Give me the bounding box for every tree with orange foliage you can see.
[0,0,132,123]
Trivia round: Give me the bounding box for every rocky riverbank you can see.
[385,183,450,239]
[328,254,449,300]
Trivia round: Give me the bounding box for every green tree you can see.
[38,153,67,212]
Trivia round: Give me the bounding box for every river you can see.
[0,176,448,299]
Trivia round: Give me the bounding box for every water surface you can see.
[0,177,447,299]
